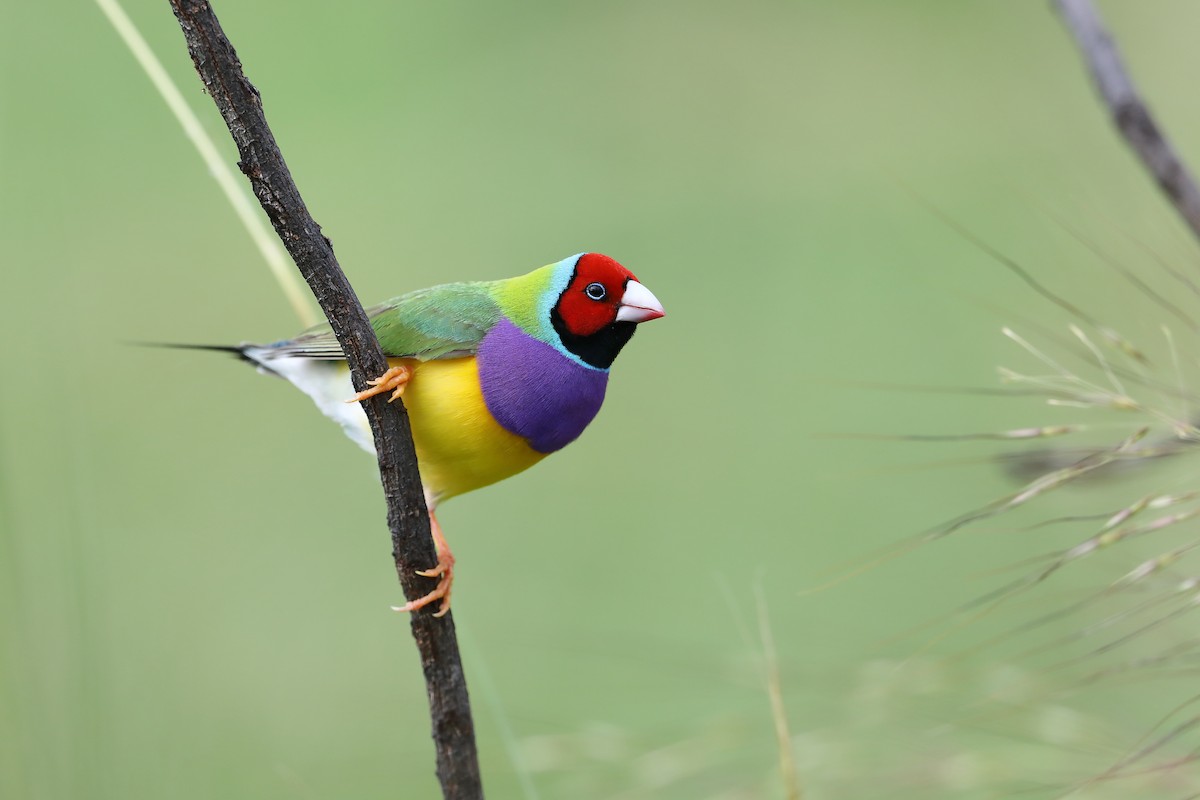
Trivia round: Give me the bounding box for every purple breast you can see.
[477,318,609,454]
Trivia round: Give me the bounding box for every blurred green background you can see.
[6,1,1200,797]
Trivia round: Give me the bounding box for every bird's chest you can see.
[476,318,609,454]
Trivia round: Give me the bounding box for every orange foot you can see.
[392,510,455,618]
[346,364,412,404]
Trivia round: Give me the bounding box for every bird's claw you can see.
[346,365,411,404]
[393,550,455,617]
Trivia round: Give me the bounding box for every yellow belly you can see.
[393,357,545,504]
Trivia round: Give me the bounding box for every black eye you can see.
[584,282,607,301]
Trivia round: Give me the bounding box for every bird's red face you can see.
[549,253,665,370]
[554,253,665,338]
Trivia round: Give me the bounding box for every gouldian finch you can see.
[226,253,664,616]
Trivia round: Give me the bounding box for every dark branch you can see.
[165,2,482,796]
[1053,0,1200,246]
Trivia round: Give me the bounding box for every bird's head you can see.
[549,253,665,369]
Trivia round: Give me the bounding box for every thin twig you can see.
[165,1,482,796]
[755,586,802,800]
[1053,0,1200,246]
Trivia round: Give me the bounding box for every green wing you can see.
[264,281,501,361]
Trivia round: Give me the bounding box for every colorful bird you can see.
[230,253,664,616]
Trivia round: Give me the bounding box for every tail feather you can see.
[136,341,373,453]
[131,341,286,375]
[134,340,258,361]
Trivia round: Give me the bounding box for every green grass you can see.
[6,1,1200,797]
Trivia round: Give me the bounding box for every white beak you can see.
[615,280,665,323]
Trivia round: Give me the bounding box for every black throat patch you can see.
[550,309,637,370]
